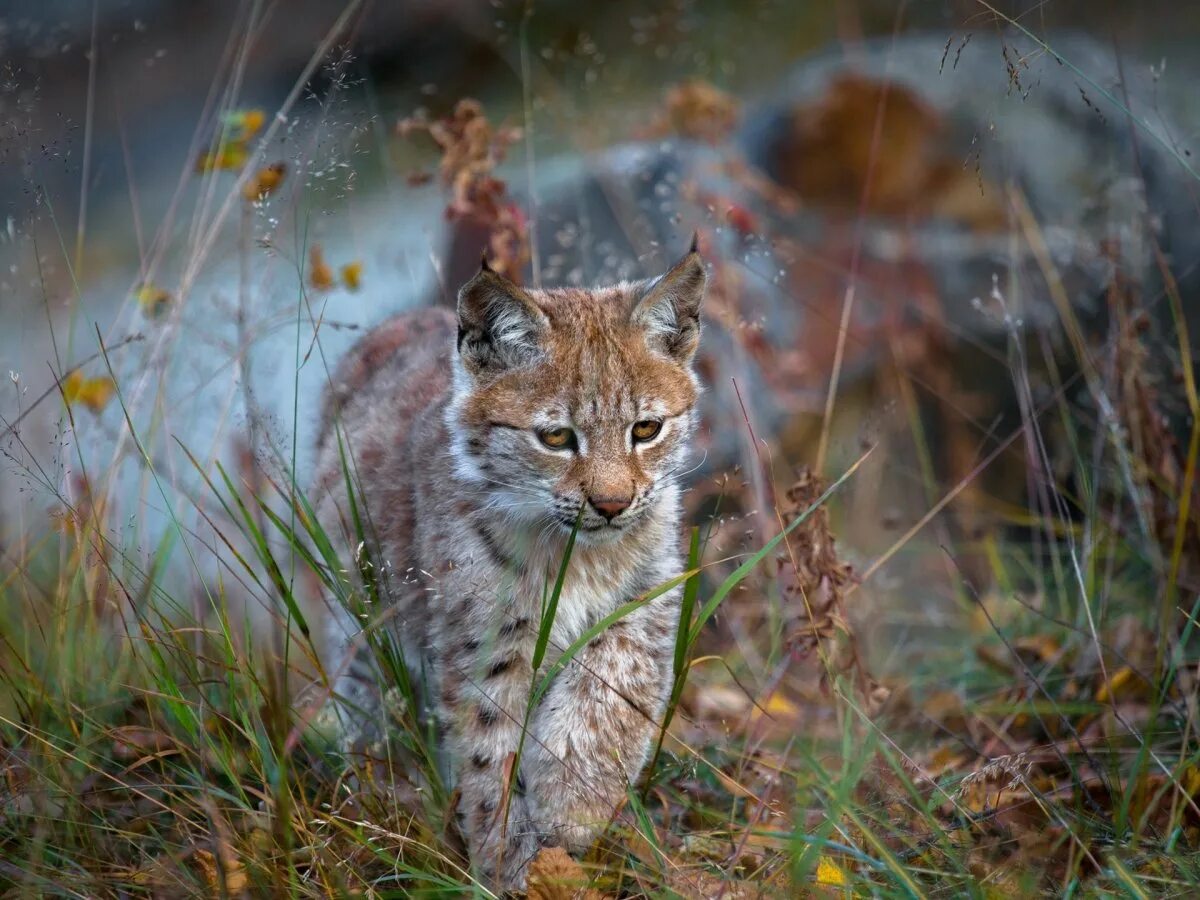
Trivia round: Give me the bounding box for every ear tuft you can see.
[630,247,706,363]
[457,268,548,376]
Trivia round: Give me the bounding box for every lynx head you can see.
[448,241,706,541]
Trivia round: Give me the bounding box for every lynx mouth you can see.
[553,510,642,535]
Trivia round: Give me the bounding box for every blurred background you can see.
[3,1,1200,894]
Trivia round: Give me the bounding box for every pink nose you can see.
[589,496,632,520]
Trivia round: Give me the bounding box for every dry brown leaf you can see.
[193,847,248,897]
[775,468,881,706]
[525,846,601,900]
[397,99,529,282]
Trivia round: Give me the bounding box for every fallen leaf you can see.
[1096,666,1145,703]
[751,691,801,723]
[193,847,248,896]
[525,846,601,900]
[816,855,848,886]
[1014,633,1061,664]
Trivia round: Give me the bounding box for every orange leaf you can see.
[308,244,334,292]
[242,161,287,202]
[525,846,601,900]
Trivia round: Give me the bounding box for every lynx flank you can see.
[311,241,706,890]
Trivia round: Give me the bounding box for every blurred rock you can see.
[741,31,1200,346]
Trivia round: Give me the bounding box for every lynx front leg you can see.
[439,621,548,890]
[522,599,676,851]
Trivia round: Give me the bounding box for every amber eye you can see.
[538,427,575,450]
[631,420,662,443]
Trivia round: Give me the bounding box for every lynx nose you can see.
[588,496,632,521]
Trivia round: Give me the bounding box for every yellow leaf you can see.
[1096,666,1140,703]
[62,370,115,413]
[195,142,248,173]
[816,855,848,886]
[340,260,364,291]
[134,282,171,318]
[242,161,287,201]
[755,691,800,720]
[1184,766,1200,797]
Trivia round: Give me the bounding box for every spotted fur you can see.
[311,247,706,891]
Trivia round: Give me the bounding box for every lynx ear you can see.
[630,239,706,363]
[457,260,549,376]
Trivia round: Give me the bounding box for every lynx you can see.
[311,239,706,890]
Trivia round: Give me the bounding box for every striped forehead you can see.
[463,281,696,425]
[568,337,640,423]
[538,286,642,419]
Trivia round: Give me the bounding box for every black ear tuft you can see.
[456,269,548,376]
[630,247,706,363]
[689,230,700,255]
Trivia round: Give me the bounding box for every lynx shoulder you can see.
[311,243,706,891]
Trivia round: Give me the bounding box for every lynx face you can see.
[448,247,706,542]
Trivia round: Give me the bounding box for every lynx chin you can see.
[311,238,706,891]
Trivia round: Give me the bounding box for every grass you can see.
[2,3,1200,897]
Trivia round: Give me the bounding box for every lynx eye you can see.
[631,420,662,443]
[538,427,575,450]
